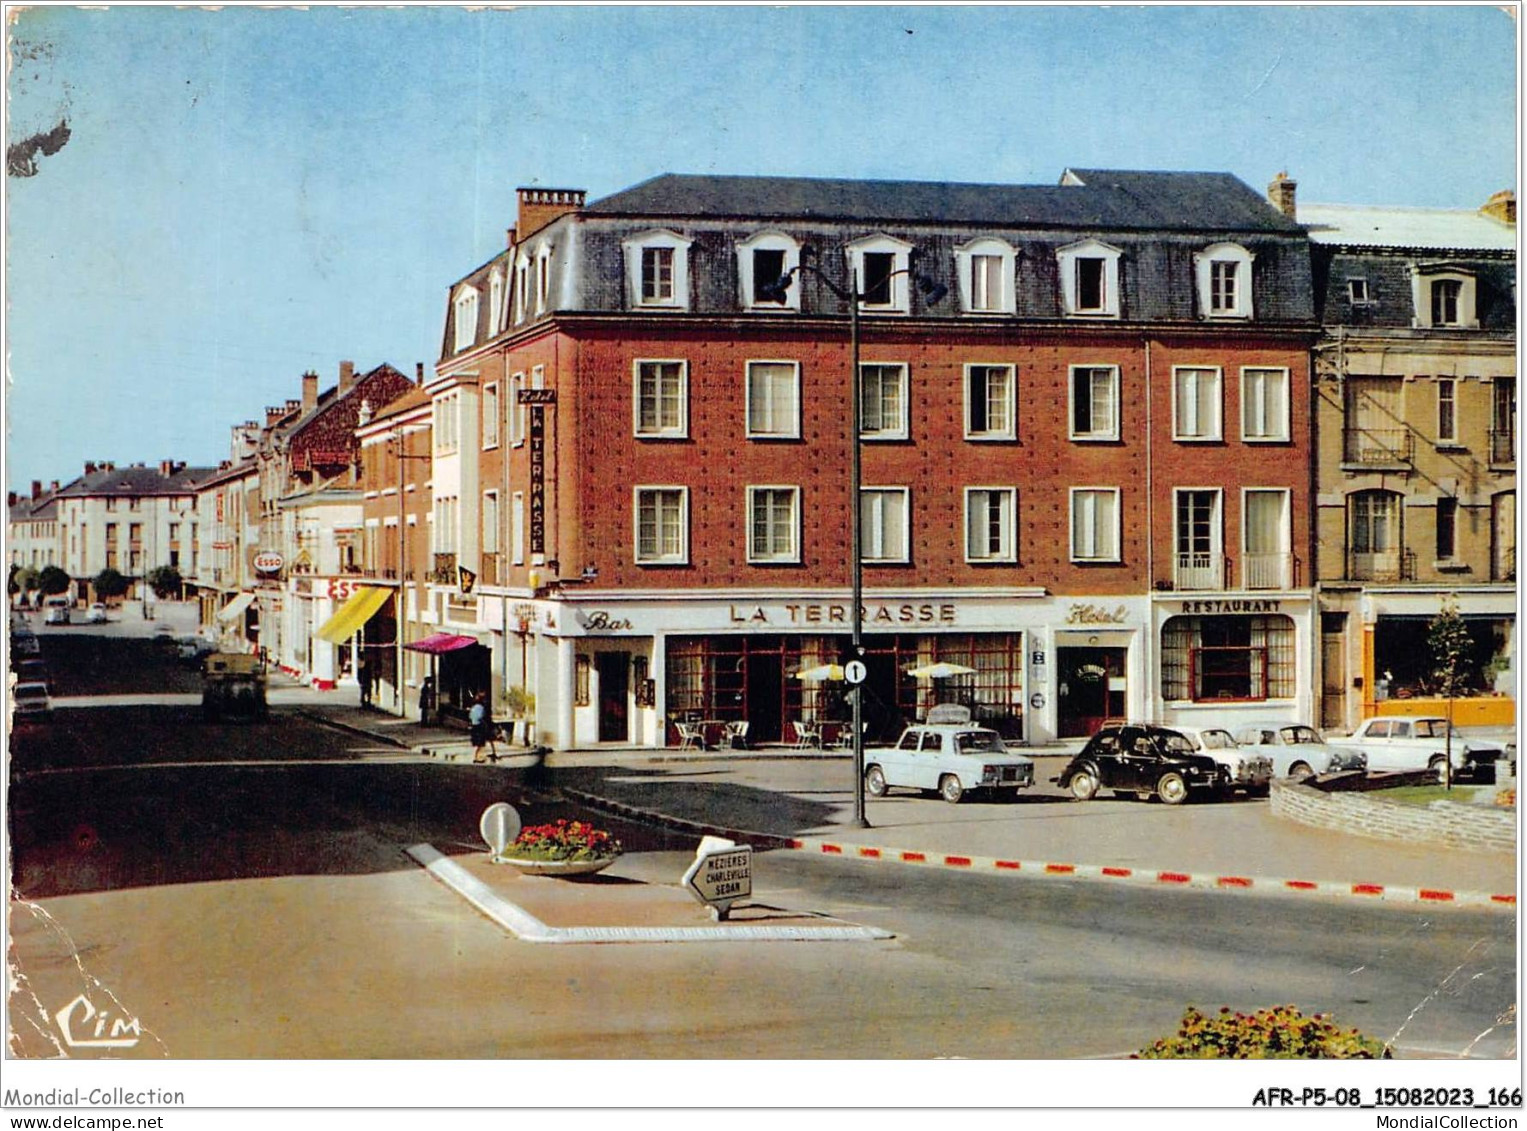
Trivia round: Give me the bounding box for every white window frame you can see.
[1242,487,1290,560]
[488,269,504,335]
[482,490,500,555]
[1411,267,1478,329]
[433,392,460,454]
[746,485,801,564]
[736,231,802,312]
[535,244,553,315]
[1173,486,1223,561]
[1070,487,1121,563]
[481,382,499,449]
[624,230,692,310]
[1347,278,1371,305]
[847,235,913,314]
[860,487,911,563]
[964,364,1016,440]
[858,362,909,440]
[632,359,689,439]
[511,491,525,565]
[1436,378,1459,444]
[1240,367,1291,442]
[509,373,526,446]
[1056,239,1121,318]
[1194,243,1255,319]
[745,360,801,439]
[514,254,530,323]
[964,487,1017,563]
[1172,366,1223,441]
[1068,364,1120,441]
[633,486,689,565]
[955,237,1017,315]
[452,286,479,353]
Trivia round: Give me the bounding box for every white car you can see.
[1170,726,1273,794]
[1232,723,1368,779]
[864,718,1036,804]
[11,680,52,721]
[1329,715,1506,781]
[86,603,108,624]
[42,604,70,625]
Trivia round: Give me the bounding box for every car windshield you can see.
[1414,719,1450,738]
[15,686,47,700]
[1197,729,1236,749]
[955,731,1006,754]
[1281,726,1323,744]
[1159,733,1195,754]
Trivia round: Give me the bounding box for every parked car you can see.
[1231,723,1368,779]
[177,636,217,664]
[11,680,52,721]
[1169,725,1273,794]
[864,713,1035,803]
[1327,715,1505,782]
[1054,723,1228,804]
[14,658,49,686]
[86,602,108,624]
[11,630,40,656]
[43,604,70,625]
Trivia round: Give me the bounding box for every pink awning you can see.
[403,632,480,654]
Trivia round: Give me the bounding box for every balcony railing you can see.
[1174,552,1224,591]
[1490,429,1516,467]
[1241,552,1292,590]
[1343,428,1414,465]
[1350,548,1416,582]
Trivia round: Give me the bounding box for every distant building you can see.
[1303,187,1516,728]
[8,479,63,581]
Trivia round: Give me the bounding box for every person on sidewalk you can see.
[419,676,435,726]
[469,690,496,763]
[358,658,373,709]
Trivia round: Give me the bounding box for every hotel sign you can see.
[528,405,546,555]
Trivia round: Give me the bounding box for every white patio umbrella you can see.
[794,663,846,681]
[904,661,978,679]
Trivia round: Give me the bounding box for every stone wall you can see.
[1270,779,1516,854]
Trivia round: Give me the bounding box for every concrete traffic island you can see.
[407,843,894,944]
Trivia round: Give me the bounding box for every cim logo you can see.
[55,994,142,1049]
[252,551,284,574]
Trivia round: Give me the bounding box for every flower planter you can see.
[495,855,618,878]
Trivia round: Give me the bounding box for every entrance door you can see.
[1057,647,1127,738]
[596,652,629,742]
[1320,614,1347,730]
[745,651,784,743]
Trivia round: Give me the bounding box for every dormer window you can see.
[452,286,479,353]
[624,230,692,310]
[514,254,530,324]
[1057,239,1121,318]
[847,235,913,314]
[737,231,802,311]
[1412,266,1478,329]
[955,238,1017,315]
[535,244,553,315]
[1194,243,1254,319]
[488,270,504,335]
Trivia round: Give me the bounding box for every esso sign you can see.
[327,578,363,601]
[252,551,284,574]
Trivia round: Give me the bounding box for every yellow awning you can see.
[316,586,391,644]
[216,592,257,622]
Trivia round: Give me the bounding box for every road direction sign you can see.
[843,660,868,685]
[480,802,521,860]
[682,835,753,921]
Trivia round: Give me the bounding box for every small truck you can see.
[201,653,268,721]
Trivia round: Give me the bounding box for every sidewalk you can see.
[298,694,1516,906]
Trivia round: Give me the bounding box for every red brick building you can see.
[437,171,1319,748]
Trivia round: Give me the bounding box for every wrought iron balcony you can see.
[1241,552,1292,590]
[1343,428,1414,465]
[1490,429,1516,467]
[1174,552,1224,591]
[1349,548,1416,582]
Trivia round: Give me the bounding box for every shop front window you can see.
[1161,614,1295,702]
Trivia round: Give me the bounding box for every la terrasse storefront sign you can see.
[575,600,962,635]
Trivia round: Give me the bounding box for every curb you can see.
[297,708,414,750]
[560,788,1516,913]
[405,843,892,944]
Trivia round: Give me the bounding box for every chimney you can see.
[301,370,319,413]
[31,480,41,499]
[1481,189,1516,225]
[50,481,59,493]
[285,398,302,415]
[506,226,517,248]
[338,360,356,395]
[160,459,173,476]
[7,492,15,508]
[101,462,114,472]
[516,187,586,239]
[266,405,284,426]
[416,362,425,386]
[1267,171,1298,219]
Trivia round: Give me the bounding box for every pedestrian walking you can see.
[469,690,496,763]
[419,676,436,725]
[358,657,373,708]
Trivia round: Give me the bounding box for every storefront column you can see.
[555,635,576,751]
[651,632,668,748]
[1361,624,1376,718]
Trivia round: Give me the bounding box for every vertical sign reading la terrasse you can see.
[519,388,555,556]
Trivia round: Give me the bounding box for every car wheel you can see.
[1069,768,1099,801]
[1156,772,1189,805]
[939,774,965,804]
[1429,755,1449,784]
[864,765,888,798]
[1288,761,1314,780]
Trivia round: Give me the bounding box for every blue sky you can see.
[5,4,1518,489]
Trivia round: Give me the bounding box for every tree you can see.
[145,565,183,599]
[36,565,71,597]
[93,568,131,601]
[1428,594,1471,789]
[7,564,18,597]
[13,565,38,598]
